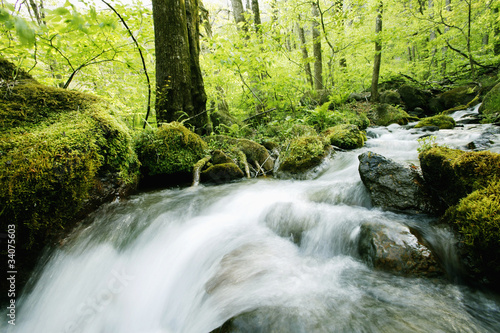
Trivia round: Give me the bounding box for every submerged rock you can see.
[358,152,432,214]
[358,222,443,278]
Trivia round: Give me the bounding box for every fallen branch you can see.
[243,108,277,122]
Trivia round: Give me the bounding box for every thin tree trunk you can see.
[371,1,383,103]
[297,20,314,89]
[312,1,323,91]
[251,0,261,31]
[494,6,500,55]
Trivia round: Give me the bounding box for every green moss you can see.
[201,162,245,183]
[135,122,207,176]
[479,82,500,123]
[414,114,456,129]
[371,104,414,126]
[323,124,366,149]
[278,135,331,173]
[419,147,500,210]
[0,81,139,248]
[442,180,500,281]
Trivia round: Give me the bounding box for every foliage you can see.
[0,77,139,248]
[417,135,438,154]
[414,114,456,129]
[303,102,370,132]
[278,135,331,174]
[134,122,207,176]
[323,124,366,149]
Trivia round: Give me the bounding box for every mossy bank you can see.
[0,60,139,296]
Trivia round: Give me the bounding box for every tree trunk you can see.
[494,6,500,56]
[152,0,208,131]
[251,0,261,31]
[297,20,314,89]
[230,0,246,26]
[370,1,383,103]
[312,2,323,91]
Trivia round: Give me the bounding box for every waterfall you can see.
[4,108,500,333]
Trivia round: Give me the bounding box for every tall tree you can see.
[230,0,246,26]
[312,1,323,91]
[371,1,383,102]
[152,0,207,130]
[494,6,500,55]
[251,0,261,31]
[297,19,314,89]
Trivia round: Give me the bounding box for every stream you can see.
[5,106,500,333]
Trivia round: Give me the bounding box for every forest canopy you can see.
[1,0,499,130]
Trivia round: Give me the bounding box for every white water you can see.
[6,108,500,333]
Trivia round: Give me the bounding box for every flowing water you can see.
[5,106,500,333]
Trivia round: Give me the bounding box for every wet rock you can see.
[212,150,234,164]
[358,222,444,278]
[358,152,432,214]
[205,135,274,173]
[398,85,432,116]
[201,163,244,183]
[323,124,366,150]
[466,126,500,151]
[278,136,331,174]
[478,81,500,123]
[416,126,440,132]
[409,107,426,118]
[438,85,479,111]
[370,103,413,126]
[414,114,456,130]
[419,147,500,212]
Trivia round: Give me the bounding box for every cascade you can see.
[4,107,500,333]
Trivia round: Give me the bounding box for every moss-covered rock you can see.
[323,124,366,149]
[201,162,245,183]
[419,147,500,211]
[0,63,140,290]
[135,122,207,177]
[278,135,331,174]
[205,135,274,173]
[438,85,480,111]
[478,81,500,123]
[441,180,500,285]
[398,85,432,114]
[370,103,413,126]
[414,114,456,129]
[380,90,402,105]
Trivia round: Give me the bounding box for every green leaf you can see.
[0,8,11,22]
[14,18,35,46]
[52,7,70,16]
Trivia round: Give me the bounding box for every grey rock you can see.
[358,151,433,213]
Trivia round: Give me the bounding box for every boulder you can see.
[348,91,371,102]
[441,180,500,286]
[414,114,456,130]
[398,85,432,115]
[135,122,207,178]
[465,126,500,151]
[370,103,413,126]
[358,152,432,213]
[358,222,443,278]
[323,124,366,150]
[380,90,402,105]
[278,135,331,174]
[419,147,500,212]
[478,81,500,123]
[206,135,274,173]
[201,163,245,183]
[437,85,480,111]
